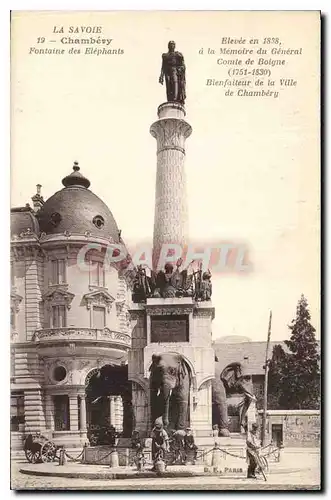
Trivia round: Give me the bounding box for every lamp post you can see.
[261,310,272,446]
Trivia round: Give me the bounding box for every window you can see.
[11,394,24,431]
[50,212,62,227]
[53,366,67,382]
[52,305,66,328]
[50,259,66,285]
[53,395,70,431]
[10,261,15,288]
[93,306,106,329]
[10,308,16,330]
[93,215,105,229]
[90,261,105,287]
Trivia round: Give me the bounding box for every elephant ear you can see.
[220,362,242,393]
[150,354,161,371]
[178,356,189,382]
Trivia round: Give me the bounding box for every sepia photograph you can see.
[9,10,321,491]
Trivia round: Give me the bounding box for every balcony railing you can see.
[33,327,131,346]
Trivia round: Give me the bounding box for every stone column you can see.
[109,396,116,427]
[25,252,43,341]
[69,395,79,431]
[150,102,192,269]
[45,394,54,431]
[79,395,87,432]
[114,397,123,433]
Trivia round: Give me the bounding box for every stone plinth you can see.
[82,435,246,475]
[84,445,132,466]
[202,435,247,477]
[51,430,87,448]
[128,298,215,437]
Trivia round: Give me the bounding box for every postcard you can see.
[10,10,320,491]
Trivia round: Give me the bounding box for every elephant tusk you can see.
[157,389,160,397]
[169,389,173,398]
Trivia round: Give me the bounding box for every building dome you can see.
[11,207,40,237]
[37,163,120,241]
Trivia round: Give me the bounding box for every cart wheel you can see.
[41,441,57,463]
[25,449,41,464]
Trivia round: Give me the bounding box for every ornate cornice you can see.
[42,286,74,310]
[10,330,19,343]
[115,299,126,314]
[33,327,131,346]
[11,291,23,313]
[83,289,115,312]
[150,118,192,151]
[146,306,193,316]
[128,309,145,320]
[193,304,215,320]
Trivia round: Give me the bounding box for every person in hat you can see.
[131,430,145,470]
[151,418,169,464]
[169,429,186,464]
[246,423,261,479]
[184,427,198,464]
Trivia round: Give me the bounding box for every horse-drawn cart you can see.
[24,434,61,464]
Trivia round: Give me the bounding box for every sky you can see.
[10,11,320,341]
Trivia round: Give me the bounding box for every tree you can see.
[268,295,320,410]
[267,344,288,410]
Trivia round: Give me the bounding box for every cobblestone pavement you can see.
[10,452,321,491]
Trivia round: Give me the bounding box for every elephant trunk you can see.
[162,385,172,428]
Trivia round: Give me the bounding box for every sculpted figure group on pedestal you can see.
[131,260,212,303]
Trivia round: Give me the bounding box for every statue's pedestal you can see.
[128,297,215,437]
[201,435,247,477]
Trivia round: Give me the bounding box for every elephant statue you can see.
[212,359,256,436]
[150,353,190,431]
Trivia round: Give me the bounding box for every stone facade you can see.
[10,167,132,450]
[128,289,215,440]
[257,410,320,448]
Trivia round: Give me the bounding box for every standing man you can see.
[159,41,186,104]
[246,423,261,479]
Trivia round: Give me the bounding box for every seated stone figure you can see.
[198,270,212,301]
[169,429,186,464]
[184,427,198,464]
[151,419,169,465]
[131,430,143,450]
[153,260,194,299]
[131,430,145,470]
[153,263,177,298]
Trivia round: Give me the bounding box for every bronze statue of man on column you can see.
[159,41,186,105]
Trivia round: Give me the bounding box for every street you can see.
[10,450,321,491]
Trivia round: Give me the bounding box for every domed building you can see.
[10,163,134,450]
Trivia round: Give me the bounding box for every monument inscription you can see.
[151,315,189,343]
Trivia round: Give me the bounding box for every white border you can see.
[2,2,327,497]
